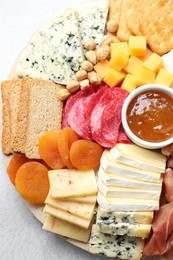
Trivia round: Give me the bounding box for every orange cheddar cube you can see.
[133,67,155,86]
[94,60,111,79]
[129,36,146,57]
[121,74,137,93]
[110,50,129,71]
[110,42,129,57]
[143,53,163,73]
[123,56,143,74]
[139,48,153,62]
[103,68,126,88]
[155,68,173,87]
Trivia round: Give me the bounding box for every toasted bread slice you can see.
[1,80,12,154]
[25,79,63,159]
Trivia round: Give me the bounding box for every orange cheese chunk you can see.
[143,53,163,73]
[133,67,155,86]
[110,50,129,71]
[121,74,137,93]
[155,68,173,87]
[110,42,129,57]
[123,56,143,74]
[139,48,152,62]
[94,60,111,79]
[129,36,146,57]
[103,68,126,88]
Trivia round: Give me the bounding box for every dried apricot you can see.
[70,140,103,170]
[15,161,49,204]
[7,155,30,185]
[38,131,65,170]
[57,127,79,169]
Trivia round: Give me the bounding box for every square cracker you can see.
[139,0,173,55]
[127,0,164,36]
[117,0,140,41]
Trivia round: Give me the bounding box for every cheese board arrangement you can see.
[1,0,173,260]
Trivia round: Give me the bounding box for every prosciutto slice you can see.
[164,168,173,203]
[143,201,173,256]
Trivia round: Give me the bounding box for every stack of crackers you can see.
[107,0,173,55]
[1,78,63,158]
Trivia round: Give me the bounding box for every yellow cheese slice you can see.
[48,169,97,198]
[62,195,96,204]
[43,214,92,242]
[45,194,96,220]
[43,204,91,229]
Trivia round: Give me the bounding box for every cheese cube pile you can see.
[89,143,166,259]
[43,169,97,242]
[94,36,173,92]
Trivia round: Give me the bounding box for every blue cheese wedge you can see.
[40,9,84,72]
[89,225,144,260]
[96,206,154,225]
[97,192,159,211]
[16,32,74,84]
[97,178,161,200]
[76,0,109,47]
[98,167,162,190]
[101,150,161,183]
[97,222,151,238]
[110,143,166,173]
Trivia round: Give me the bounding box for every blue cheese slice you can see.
[16,32,74,84]
[89,225,144,260]
[97,222,151,238]
[97,178,161,200]
[76,0,109,47]
[96,206,154,225]
[40,9,84,72]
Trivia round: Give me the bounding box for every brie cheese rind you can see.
[16,32,75,84]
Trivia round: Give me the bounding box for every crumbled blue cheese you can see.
[40,9,84,72]
[76,0,108,47]
[16,32,75,84]
[89,225,144,260]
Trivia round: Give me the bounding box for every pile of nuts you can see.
[57,32,116,101]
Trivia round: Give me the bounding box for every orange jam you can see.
[127,90,173,142]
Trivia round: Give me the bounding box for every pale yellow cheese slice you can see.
[48,169,97,198]
[43,214,92,242]
[62,195,96,204]
[43,204,92,229]
[45,194,96,220]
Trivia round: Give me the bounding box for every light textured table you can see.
[0,1,108,259]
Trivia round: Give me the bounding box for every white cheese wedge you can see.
[96,206,154,225]
[97,178,161,200]
[76,0,108,47]
[48,169,97,199]
[40,9,84,72]
[101,150,161,183]
[97,222,151,238]
[162,49,173,73]
[61,195,96,204]
[110,143,166,173]
[43,213,92,242]
[43,204,91,229]
[89,225,144,260]
[97,192,159,211]
[45,194,96,220]
[98,167,162,190]
[16,32,75,84]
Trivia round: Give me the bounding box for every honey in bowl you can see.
[126,89,173,142]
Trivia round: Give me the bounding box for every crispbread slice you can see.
[127,0,164,36]
[12,77,31,154]
[139,1,173,55]
[1,80,12,154]
[117,0,140,41]
[24,79,63,159]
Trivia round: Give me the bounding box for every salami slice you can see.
[117,125,130,144]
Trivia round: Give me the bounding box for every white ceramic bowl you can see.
[121,84,173,149]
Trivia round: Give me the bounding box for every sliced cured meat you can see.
[117,125,130,144]
[164,168,173,203]
[90,87,128,147]
[143,201,173,256]
[62,85,104,140]
[167,154,173,170]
